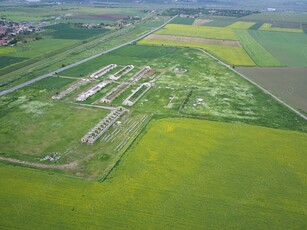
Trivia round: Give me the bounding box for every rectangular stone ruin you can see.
[90,64,117,79]
[123,83,151,106]
[81,107,128,145]
[100,82,130,104]
[52,78,90,100]
[130,66,151,82]
[76,81,110,102]
[109,65,134,81]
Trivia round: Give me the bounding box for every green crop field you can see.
[249,30,307,67]
[138,39,255,66]
[170,17,195,25]
[46,24,110,40]
[1,118,306,229]
[204,18,238,27]
[227,21,256,29]
[241,12,307,23]
[234,30,281,66]
[0,56,28,69]
[155,24,238,40]
[259,23,303,33]
[0,5,144,22]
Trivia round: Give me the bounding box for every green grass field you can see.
[1,118,306,229]
[155,24,238,40]
[170,17,195,25]
[0,56,28,69]
[249,30,307,67]
[234,30,281,66]
[46,24,110,40]
[0,77,108,158]
[138,39,255,66]
[0,5,144,22]
[241,12,307,23]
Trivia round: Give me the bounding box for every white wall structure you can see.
[76,81,110,101]
[90,64,117,79]
[81,107,128,145]
[52,78,90,100]
[109,65,134,81]
[123,83,151,106]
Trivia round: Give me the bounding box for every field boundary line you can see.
[0,15,177,97]
[99,114,152,182]
[195,48,307,120]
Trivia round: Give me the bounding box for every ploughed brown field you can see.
[145,34,242,47]
[237,66,307,113]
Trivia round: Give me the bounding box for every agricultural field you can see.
[227,21,256,29]
[0,15,168,91]
[46,23,110,40]
[234,30,281,66]
[259,23,303,33]
[0,5,145,22]
[249,30,307,67]
[241,11,307,23]
[1,118,306,229]
[1,45,306,175]
[1,6,307,229]
[138,39,255,66]
[192,18,212,26]
[155,24,238,40]
[170,17,195,25]
[237,67,307,113]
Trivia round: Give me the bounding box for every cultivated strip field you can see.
[155,24,238,40]
[249,30,307,67]
[227,21,256,29]
[1,119,306,229]
[234,30,281,66]
[259,23,303,32]
[138,39,255,66]
[145,34,241,46]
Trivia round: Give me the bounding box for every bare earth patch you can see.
[236,66,307,113]
[192,19,213,26]
[146,34,241,47]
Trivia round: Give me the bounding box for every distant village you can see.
[0,14,143,46]
[0,18,43,46]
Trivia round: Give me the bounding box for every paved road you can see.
[196,48,307,120]
[0,15,177,97]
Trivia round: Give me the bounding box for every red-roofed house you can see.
[0,39,8,46]
[0,28,6,35]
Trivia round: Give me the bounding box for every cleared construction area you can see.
[145,34,241,47]
[81,107,128,145]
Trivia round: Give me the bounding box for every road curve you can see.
[0,15,177,97]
